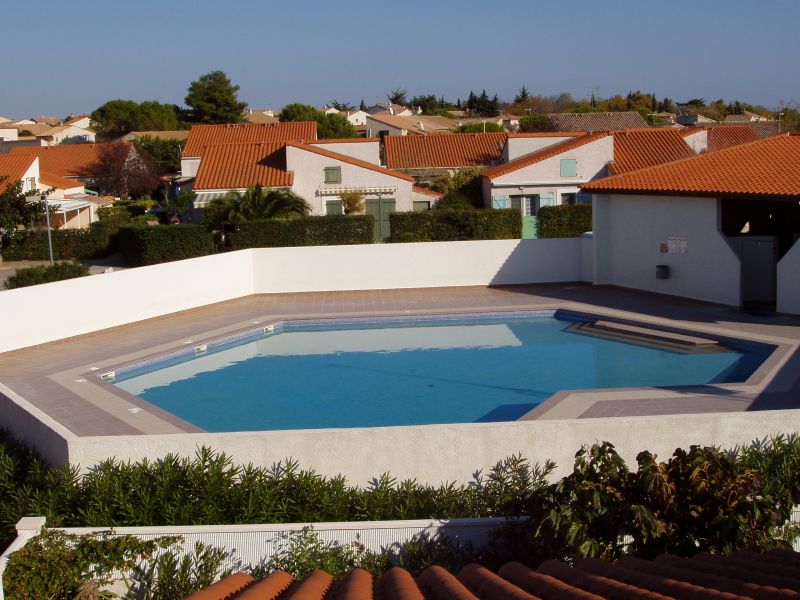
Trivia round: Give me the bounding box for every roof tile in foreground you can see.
[193,143,292,191]
[0,153,36,193]
[384,132,508,169]
[582,133,800,198]
[609,129,695,175]
[182,122,318,157]
[188,549,800,599]
[10,143,111,178]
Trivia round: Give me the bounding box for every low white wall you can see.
[66,409,800,485]
[252,239,585,293]
[0,251,255,354]
[777,239,800,315]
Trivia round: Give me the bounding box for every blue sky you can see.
[3,0,799,118]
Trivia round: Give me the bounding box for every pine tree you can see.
[514,85,530,104]
[359,99,367,111]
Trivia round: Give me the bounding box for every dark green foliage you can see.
[431,167,484,208]
[434,192,474,211]
[537,204,592,238]
[184,70,247,124]
[134,136,184,173]
[465,90,500,117]
[91,99,182,139]
[389,209,521,242]
[455,122,505,133]
[519,113,551,132]
[5,261,90,289]
[203,186,311,231]
[279,103,357,138]
[117,224,213,266]
[1,218,127,261]
[228,215,374,249]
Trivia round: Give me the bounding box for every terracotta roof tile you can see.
[547,111,649,132]
[710,120,783,139]
[384,132,507,169]
[308,138,378,145]
[10,143,111,177]
[507,132,587,138]
[286,141,416,182]
[40,172,84,190]
[193,143,292,191]
[706,125,761,152]
[183,122,317,157]
[412,185,444,198]
[191,550,800,600]
[0,153,36,193]
[482,132,610,180]
[609,129,695,174]
[582,134,800,198]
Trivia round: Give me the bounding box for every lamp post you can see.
[41,194,53,265]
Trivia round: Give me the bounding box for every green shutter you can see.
[560,159,577,177]
[325,199,343,215]
[539,192,555,208]
[413,201,430,212]
[324,166,341,184]
[492,195,509,209]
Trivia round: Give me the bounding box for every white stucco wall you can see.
[592,193,741,306]
[285,145,414,214]
[0,127,18,141]
[503,135,578,162]
[682,130,707,154]
[777,238,800,315]
[309,140,380,165]
[180,157,201,178]
[19,158,39,193]
[50,125,95,145]
[365,116,404,137]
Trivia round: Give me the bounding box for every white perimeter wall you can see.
[778,239,800,314]
[0,239,585,354]
[592,194,741,306]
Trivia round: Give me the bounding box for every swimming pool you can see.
[111,311,770,432]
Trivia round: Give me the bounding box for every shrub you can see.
[537,204,592,238]
[117,224,213,266]
[228,215,373,249]
[5,261,90,289]
[434,192,473,211]
[389,209,521,242]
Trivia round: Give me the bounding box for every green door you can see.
[365,198,396,242]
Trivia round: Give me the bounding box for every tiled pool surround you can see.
[0,284,798,481]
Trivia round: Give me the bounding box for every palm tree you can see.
[204,185,310,230]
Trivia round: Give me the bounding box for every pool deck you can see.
[1,283,799,437]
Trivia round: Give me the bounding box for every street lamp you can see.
[41,194,53,265]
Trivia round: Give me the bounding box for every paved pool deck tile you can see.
[0,283,798,437]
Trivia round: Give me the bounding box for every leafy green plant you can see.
[389,209,521,242]
[117,224,213,266]
[5,261,90,289]
[537,204,592,238]
[227,215,374,249]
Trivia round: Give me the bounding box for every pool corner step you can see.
[591,321,720,348]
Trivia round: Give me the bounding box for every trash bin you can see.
[656,265,670,279]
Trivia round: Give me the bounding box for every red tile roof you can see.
[413,185,444,198]
[507,132,586,138]
[482,132,610,180]
[384,133,507,169]
[706,125,760,152]
[547,111,649,132]
[286,142,416,182]
[183,122,318,157]
[582,133,800,198]
[193,143,293,191]
[609,129,695,175]
[190,549,800,599]
[10,144,110,177]
[308,138,378,145]
[0,153,36,193]
[40,172,84,190]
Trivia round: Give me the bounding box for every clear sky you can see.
[3,0,799,118]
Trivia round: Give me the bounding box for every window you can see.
[561,193,577,205]
[413,201,430,212]
[325,199,343,215]
[576,191,593,204]
[324,166,341,184]
[26,177,36,191]
[560,159,577,177]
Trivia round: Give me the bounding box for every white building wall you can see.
[777,239,800,315]
[365,116,404,137]
[682,130,707,154]
[310,140,380,165]
[180,157,201,178]
[49,125,96,145]
[346,110,369,126]
[503,135,578,162]
[20,159,39,193]
[593,193,741,306]
[285,145,414,215]
[0,127,18,141]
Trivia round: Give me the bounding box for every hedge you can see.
[228,215,374,249]
[389,209,521,242]
[4,262,90,289]
[0,219,125,261]
[117,224,214,266]
[537,204,592,238]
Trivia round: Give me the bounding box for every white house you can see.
[367,103,413,116]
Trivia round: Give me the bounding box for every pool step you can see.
[568,321,727,353]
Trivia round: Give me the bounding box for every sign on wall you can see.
[661,236,688,255]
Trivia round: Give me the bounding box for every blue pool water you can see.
[113,313,769,432]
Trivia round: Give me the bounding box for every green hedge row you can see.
[4,262,90,289]
[117,224,214,266]
[389,209,521,242]
[228,215,374,248]
[537,204,592,238]
[1,219,125,261]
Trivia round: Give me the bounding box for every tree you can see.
[455,122,504,133]
[133,136,184,174]
[90,99,140,138]
[86,141,160,198]
[135,101,181,131]
[519,113,551,132]
[340,191,365,215]
[329,100,354,111]
[184,70,247,124]
[514,85,530,104]
[387,88,408,106]
[280,103,356,139]
[203,185,310,230]
[0,179,49,252]
[359,99,367,111]
[431,167,484,208]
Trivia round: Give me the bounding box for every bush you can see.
[389,209,521,242]
[228,215,373,249]
[117,224,213,266]
[5,261,90,289]
[537,204,592,238]
[0,217,128,261]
